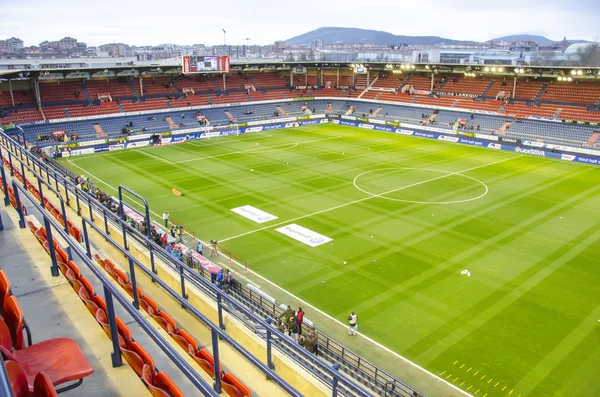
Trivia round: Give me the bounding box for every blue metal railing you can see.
[2,176,220,397]
[0,130,419,397]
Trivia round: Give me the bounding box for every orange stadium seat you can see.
[0,315,93,393]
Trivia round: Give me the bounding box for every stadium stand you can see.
[0,135,408,397]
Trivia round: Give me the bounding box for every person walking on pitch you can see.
[348,312,358,336]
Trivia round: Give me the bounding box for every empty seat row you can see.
[0,270,93,396]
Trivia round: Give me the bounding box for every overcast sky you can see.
[1,0,598,46]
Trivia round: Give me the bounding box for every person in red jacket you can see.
[297,307,305,335]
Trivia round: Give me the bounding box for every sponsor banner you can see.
[300,120,323,126]
[499,137,521,144]
[458,131,475,137]
[94,147,109,153]
[108,144,125,151]
[284,123,296,128]
[319,119,329,124]
[413,131,439,139]
[275,224,332,247]
[415,125,454,134]
[332,119,341,124]
[358,123,375,130]
[572,156,600,165]
[369,87,396,92]
[70,148,95,156]
[561,154,577,161]
[438,135,460,143]
[395,129,414,136]
[545,144,600,157]
[61,151,71,158]
[293,97,314,101]
[200,131,221,138]
[515,146,545,157]
[231,205,278,224]
[459,138,485,147]
[243,126,264,133]
[440,92,480,98]
[487,143,502,150]
[528,115,562,123]
[246,117,296,126]
[79,138,106,147]
[523,140,545,148]
[373,125,395,133]
[475,133,499,141]
[126,141,149,149]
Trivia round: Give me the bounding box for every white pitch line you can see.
[137,149,171,163]
[173,135,341,164]
[66,154,477,396]
[220,154,524,242]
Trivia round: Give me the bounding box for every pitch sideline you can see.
[67,153,523,397]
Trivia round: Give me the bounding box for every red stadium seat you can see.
[170,329,198,353]
[191,349,222,378]
[140,295,159,315]
[33,371,59,397]
[0,270,12,314]
[221,373,252,397]
[95,309,132,346]
[0,317,93,393]
[121,341,155,378]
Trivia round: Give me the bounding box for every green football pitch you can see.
[61,124,600,397]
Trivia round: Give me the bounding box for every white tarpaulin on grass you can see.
[231,205,278,224]
[276,224,332,247]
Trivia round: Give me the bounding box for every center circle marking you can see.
[353,167,489,205]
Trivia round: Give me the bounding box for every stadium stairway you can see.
[275,106,287,116]
[585,131,600,146]
[79,83,93,103]
[481,80,495,97]
[224,111,237,122]
[127,80,140,97]
[533,83,549,102]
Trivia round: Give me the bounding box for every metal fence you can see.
[0,131,378,397]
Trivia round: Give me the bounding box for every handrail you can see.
[4,179,219,397]
[0,138,305,396]
[1,130,411,397]
[81,216,303,397]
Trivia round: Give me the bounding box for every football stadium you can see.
[0,48,600,397]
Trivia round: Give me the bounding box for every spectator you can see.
[297,307,305,335]
[183,248,192,267]
[196,240,203,256]
[162,211,169,227]
[279,305,294,327]
[177,225,183,243]
[223,269,232,292]
[290,317,299,343]
[304,330,319,356]
[216,269,223,288]
[348,312,358,336]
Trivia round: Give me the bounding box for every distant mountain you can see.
[490,35,589,44]
[285,27,472,46]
